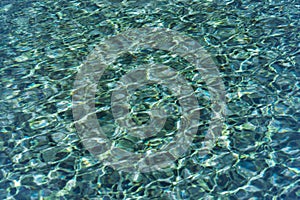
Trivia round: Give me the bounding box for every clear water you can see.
[0,0,299,199]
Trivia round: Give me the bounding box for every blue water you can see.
[0,0,299,199]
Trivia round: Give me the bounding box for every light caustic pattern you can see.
[72,27,227,173]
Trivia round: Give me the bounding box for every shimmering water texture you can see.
[0,0,299,199]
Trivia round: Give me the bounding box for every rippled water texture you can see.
[0,0,299,199]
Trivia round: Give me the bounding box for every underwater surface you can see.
[0,0,299,199]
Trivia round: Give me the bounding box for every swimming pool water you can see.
[0,0,299,199]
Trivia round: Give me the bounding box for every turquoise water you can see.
[0,0,299,199]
